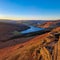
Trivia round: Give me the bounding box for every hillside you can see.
[0,20,60,60]
[0,22,29,41]
[38,20,60,28]
[0,27,60,60]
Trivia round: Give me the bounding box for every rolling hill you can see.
[0,20,60,60]
[0,22,30,41]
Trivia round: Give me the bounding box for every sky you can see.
[0,0,60,20]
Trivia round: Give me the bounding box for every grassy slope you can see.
[0,22,29,41]
[0,27,60,60]
[0,20,60,60]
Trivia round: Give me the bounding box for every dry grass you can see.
[0,27,59,60]
[0,21,60,60]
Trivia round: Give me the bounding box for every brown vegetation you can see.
[0,20,60,60]
[0,22,29,41]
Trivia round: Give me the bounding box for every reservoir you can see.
[20,24,45,34]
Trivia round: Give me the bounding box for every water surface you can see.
[20,25,45,34]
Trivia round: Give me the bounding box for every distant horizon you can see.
[0,15,60,21]
[0,18,60,21]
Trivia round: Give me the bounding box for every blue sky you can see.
[0,0,60,20]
